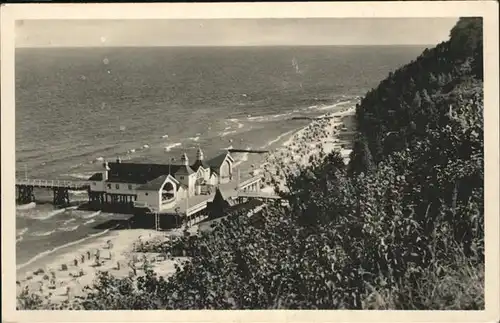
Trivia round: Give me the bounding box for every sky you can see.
[15,18,459,48]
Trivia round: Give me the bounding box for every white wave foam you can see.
[81,210,101,219]
[16,226,117,271]
[84,218,96,226]
[224,145,233,150]
[221,130,237,137]
[316,100,353,111]
[142,144,150,149]
[95,157,104,162]
[16,202,36,211]
[30,208,66,220]
[69,190,88,196]
[189,136,200,142]
[247,112,293,122]
[164,142,182,152]
[58,225,80,232]
[17,227,29,237]
[61,172,95,180]
[31,230,56,237]
[161,134,169,138]
[262,130,295,148]
[63,218,76,225]
[233,152,249,168]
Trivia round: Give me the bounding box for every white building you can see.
[87,148,234,213]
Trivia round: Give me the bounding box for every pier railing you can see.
[236,191,282,199]
[15,179,91,190]
[236,176,261,191]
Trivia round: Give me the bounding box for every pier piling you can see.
[17,185,35,204]
[53,187,70,206]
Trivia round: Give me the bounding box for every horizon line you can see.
[16,44,436,49]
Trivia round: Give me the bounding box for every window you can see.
[115,184,119,189]
[107,184,111,189]
[93,182,96,186]
[180,176,184,180]
[145,193,149,196]
[128,184,133,190]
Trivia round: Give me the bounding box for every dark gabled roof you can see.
[106,162,181,184]
[88,172,103,181]
[174,165,195,175]
[136,175,179,191]
[104,151,233,184]
[207,188,231,220]
[191,159,210,170]
[207,152,233,169]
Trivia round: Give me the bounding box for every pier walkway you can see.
[15,179,91,205]
[236,191,281,200]
[16,179,90,190]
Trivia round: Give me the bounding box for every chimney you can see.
[102,162,110,181]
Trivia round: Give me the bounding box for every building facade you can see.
[87,148,234,213]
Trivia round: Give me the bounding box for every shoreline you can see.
[16,226,118,280]
[16,103,357,308]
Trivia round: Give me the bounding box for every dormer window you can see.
[128,184,133,190]
[107,184,112,189]
[115,184,119,189]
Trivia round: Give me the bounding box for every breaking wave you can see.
[16,202,36,210]
[57,225,80,232]
[29,208,66,221]
[81,211,101,219]
[164,142,182,151]
[31,230,56,237]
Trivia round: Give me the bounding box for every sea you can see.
[15,45,426,270]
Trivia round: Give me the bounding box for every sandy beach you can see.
[259,106,356,193]
[16,227,195,306]
[16,105,357,307]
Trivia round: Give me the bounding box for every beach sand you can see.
[16,106,357,308]
[259,106,356,193]
[16,227,197,306]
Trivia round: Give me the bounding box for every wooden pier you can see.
[15,179,90,205]
[228,148,269,154]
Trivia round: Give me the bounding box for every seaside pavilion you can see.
[86,148,235,213]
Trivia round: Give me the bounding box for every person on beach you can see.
[74,258,78,267]
[128,260,137,276]
[86,250,91,260]
[81,254,85,264]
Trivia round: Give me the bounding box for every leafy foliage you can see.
[18,18,484,310]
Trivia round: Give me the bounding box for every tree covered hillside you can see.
[18,18,484,310]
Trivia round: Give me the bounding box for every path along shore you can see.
[16,106,357,307]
